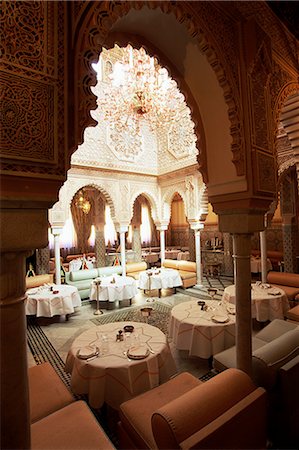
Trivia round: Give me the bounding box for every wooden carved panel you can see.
[0,73,55,163]
[253,150,276,194]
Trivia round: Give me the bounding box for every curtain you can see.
[71,193,94,253]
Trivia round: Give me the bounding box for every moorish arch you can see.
[162,185,188,223]
[72,1,244,196]
[49,180,117,228]
[129,189,159,225]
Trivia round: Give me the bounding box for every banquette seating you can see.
[126,261,147,280]
[118,368,267,449]
[29,362,115,449]
[64,265,122,299]
[25,274,54,290]
[266,271,299,307]
[162,259,197,288]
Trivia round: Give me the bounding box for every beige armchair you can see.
[118,368,267,449]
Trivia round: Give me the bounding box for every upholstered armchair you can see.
[118,368,267,449]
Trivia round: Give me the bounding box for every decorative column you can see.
[280,171,298,273]
[132,225,142,262]
[94,197,106,268]
[156,224,168,266]
[260,230,267,283]
[223,233,234,276]
[118,225,128,276]
[51,226,62,284]
[188,228,195,261]
[95,226,106,267]
[36,246,50,274]
[1,208,49,450]
[190,222,204,286]
[232,233,253,376]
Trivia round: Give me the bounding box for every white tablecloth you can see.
[138,268,182,291]
[69,258,94,272]
[164,249,180,259]
[25,285,81,317]
[177,251,190,261]
[222,284,290,322]
[89,275,138,303]
[250,257,272,273]
[169,300,235,358]
[65,321,177,409]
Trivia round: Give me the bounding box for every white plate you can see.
[127,346,150,360]
[211,314,229,323]
[77,346,99,360]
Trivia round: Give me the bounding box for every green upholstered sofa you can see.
[65,266,122,300]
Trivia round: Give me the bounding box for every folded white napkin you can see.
[267,288,281,296]
[77,346,99,359]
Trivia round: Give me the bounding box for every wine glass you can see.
[207,288,217,301]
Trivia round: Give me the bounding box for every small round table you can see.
[169,300,236,359]
[89,275,138,306]
[25,285,81,318]
[222,283,290,322]
[138,268,182,297]
[65,321,177,409]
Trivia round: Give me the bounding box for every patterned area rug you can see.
[90,301,172,337]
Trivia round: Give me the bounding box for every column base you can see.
[194,283,204,289]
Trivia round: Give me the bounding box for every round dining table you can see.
[222,283,290,322]
[89,274,138,304]
[169,299,236,359]
[25,284,81,317]
[138,268,182,297]
[65,321,177,410]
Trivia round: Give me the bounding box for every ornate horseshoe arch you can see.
[129,189,159,224]
[72,1,243,184]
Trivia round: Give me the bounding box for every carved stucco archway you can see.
[162,185,188,224]
[72,0,244,186]
[129,189,159,225]
[49,180,117,228]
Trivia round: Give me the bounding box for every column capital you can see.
[155,221,168,231]
[116,225,129,233]
[218,211,265,233]
[51,226,63,236]
[188,220,204,231]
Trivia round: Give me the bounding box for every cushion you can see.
[267,271,299,288]
[126,262,147,273]
[26,274,54,289]
[255,319,298,343]
[177,261,196,272]
[286,304,299,322]
[29,362,74,423]
[119,372,201,450]
[271,284,299,300]
[213,338,266,372]
[179,270,196,280]
[152,369,256,449]
[98,266,122,277]
[162,259,178,270]
[69,269,98,282]
[31,400,114,450]
[252,328,299,390]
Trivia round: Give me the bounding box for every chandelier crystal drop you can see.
[96,45,189,134]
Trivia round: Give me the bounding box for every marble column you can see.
[95,226,106,268]
[132,226,142,262]
[260,230,267,283]
[118,226,128,276]
[232,233,252,376]
[157,225,168,266]
[190,222,204,286]
[223,233,234,276]
[51,227,62,284]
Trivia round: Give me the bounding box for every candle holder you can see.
[140,307,153,323]
[93,279,103,315]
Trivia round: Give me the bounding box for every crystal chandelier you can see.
[96,45,189,133]
[75,190,91,215]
